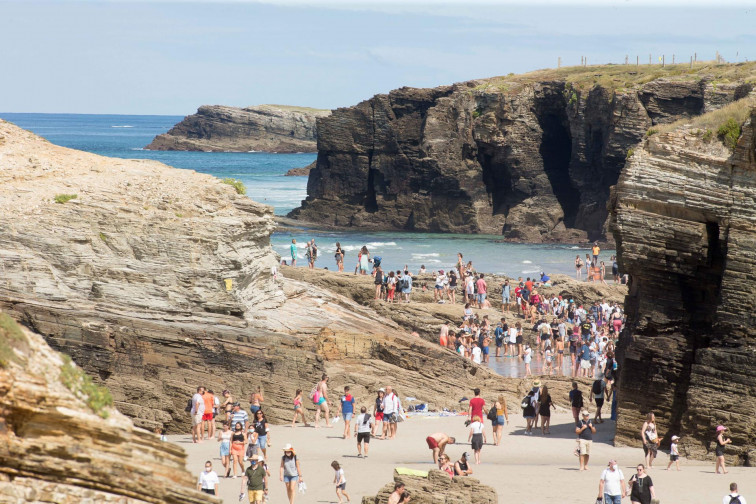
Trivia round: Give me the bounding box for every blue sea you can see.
[1,113,611,278]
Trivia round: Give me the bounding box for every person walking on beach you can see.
[597,459,626,504]
[666,435,681,471]
[240,456,268,504]
[425,432,455,463]
[358,246,370,274]
[401,270,413,303]
[590,375,606,423]
[491,395,508,445]
[312,374,333,428]
[222,389,234,424]
[334,242,344,272]
[575,255,584,279]
[252,410,270,460]
[197,460,219,496]
[354,406,373,457]
[576,410,596,471]
[291,389,309,427]
[373,389,385,436]
[217,422,232,478]
[339,386,355,439]
[248,386,264,416]
[592,242,600,264]
[475,273,487,309]
[290,238,297,267]
[501,279,511,313]
[628,463,656,504]
[715,425,732,474]
[522,389,536,435]
[230,421,246,478]
[280,444,303,504]
[569,382,584,423]
[723,482,747,504]
[467,415,486,464]
[331,461,351,504]
[641,412,659,468]
[381,386,400,439]
[538,385,554,435]
[190,386,205,443]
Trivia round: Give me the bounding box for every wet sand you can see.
[173,411,753,503]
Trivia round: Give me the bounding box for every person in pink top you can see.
[475,274,487,309]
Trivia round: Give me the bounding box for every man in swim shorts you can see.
[426,432,455,463]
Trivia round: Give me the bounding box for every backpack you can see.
[185,398,193,412]
[521,396,530,409]
[398,278,408,291]
[729,495,742,504]
[487,407,497,421]
[592,380,603,395]
[573,390,584,408]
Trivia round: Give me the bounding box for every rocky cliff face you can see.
[0,312,214,504]
[290,63,756,242]
[145,104,330,152]
[0,120,533,435]
[609,107,756,465]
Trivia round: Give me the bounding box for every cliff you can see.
[145,104,331,152]
[609,100,756,465]
[0,119,537,435]
[0,312,215,504]
[290,62,756,242]
[363,469,497,504]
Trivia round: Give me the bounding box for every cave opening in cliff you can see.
[538,111,579,227]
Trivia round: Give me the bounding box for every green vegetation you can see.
[702,129,714,143]
[626,148,634,159]
[717,118,742,149]
[568,92,578,105]
[222,178,246,195]
[646,128,659,137]
[98,232,108,242]
[59,354,113,418]
[0,313,28,368]
[175,212,184,218]
[54,193,78,204]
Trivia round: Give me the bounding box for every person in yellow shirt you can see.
[591,243,600,265]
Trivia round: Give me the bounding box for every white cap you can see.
[256,455,265,462]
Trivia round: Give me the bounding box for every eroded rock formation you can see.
[610,107,756,465]
[0,120,532,435]
[0,312,214,504]
[145,104,330,152]
[290,63,756,242]
[285,160,316,176]
[362,469,497,504]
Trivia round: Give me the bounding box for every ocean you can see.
[1,112,612,278]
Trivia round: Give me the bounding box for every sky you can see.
[0,0,754,115]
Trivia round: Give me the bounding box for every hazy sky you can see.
[0,0,753,115]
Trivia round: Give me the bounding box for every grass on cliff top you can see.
[222,178,246,195]
[654,95,755,144]
[475,61,756,94]
[54,193,78,204]
[0,313,28,368]
[59,354,113,418]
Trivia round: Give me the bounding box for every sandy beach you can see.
[173,410,753,503]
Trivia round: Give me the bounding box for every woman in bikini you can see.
[291,389,309,427]
[221,390,234,424]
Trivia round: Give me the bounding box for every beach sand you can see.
[173,410,753,503]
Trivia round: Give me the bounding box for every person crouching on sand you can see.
[426,432,455,463]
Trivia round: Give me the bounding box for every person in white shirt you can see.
[467,416,486,464]
[598,459,626,504]
[434,271,447,303]
[190,386,205,443]
[354,406,374,457]
[380,386,400,439]
[197,460,219,496]
[724,483,747,504]
[471,342,482,364]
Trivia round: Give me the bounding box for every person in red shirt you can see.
[439,322,449,347]
[525,278,534,292]
[475,274,487,309]
[468,388,486,421]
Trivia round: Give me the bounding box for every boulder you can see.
[362,469,497,504]
[285,160,317,176]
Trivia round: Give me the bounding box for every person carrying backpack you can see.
[723,482,746,504]
[590,376,606,423]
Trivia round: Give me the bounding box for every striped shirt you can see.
[231,409,249,429]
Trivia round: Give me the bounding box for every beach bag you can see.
[487,407,497,421]
[185,399,193,412]
[520,396,530,409]
[309,386,320,403]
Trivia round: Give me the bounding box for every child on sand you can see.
[666,435,681,471]
[291,389,308,428]
[544,347,554,375]
[331,461,350,504]
[523,345,532,376]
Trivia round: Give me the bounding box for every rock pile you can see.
[363,469,497,504]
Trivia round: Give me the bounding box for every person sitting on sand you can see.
[426,432,455,464]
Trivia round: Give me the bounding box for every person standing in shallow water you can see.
[575,254,584,280]
[290,238,297,267]
[334,242,344,272]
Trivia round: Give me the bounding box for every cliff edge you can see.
[290,62,756,242]
[0,312,215,504]
[145,104,331,153]
[609,99,756,465]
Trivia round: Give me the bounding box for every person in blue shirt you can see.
[339,386,355,439]
[494,322,505,357]
[289,239,297,267]
[579,341,592,377]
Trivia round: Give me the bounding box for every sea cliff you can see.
[290,63,756,242]
[145,104,330,152]
[609,101,756,465]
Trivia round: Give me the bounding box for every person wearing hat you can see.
[575,410,596,470]
[454,452,473,476]
[280,444,303,504]
[240,455,268,504]
[666,435,681,471]
[715,425,732,474]
[598,459,626,504]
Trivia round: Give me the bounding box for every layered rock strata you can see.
[285,160,316,176]
[146,104,330,152]
[291,63,756,242]
[609,108,756,465]
[0,120,533,435]
[0,312,215,504]
[363,469,497,504]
